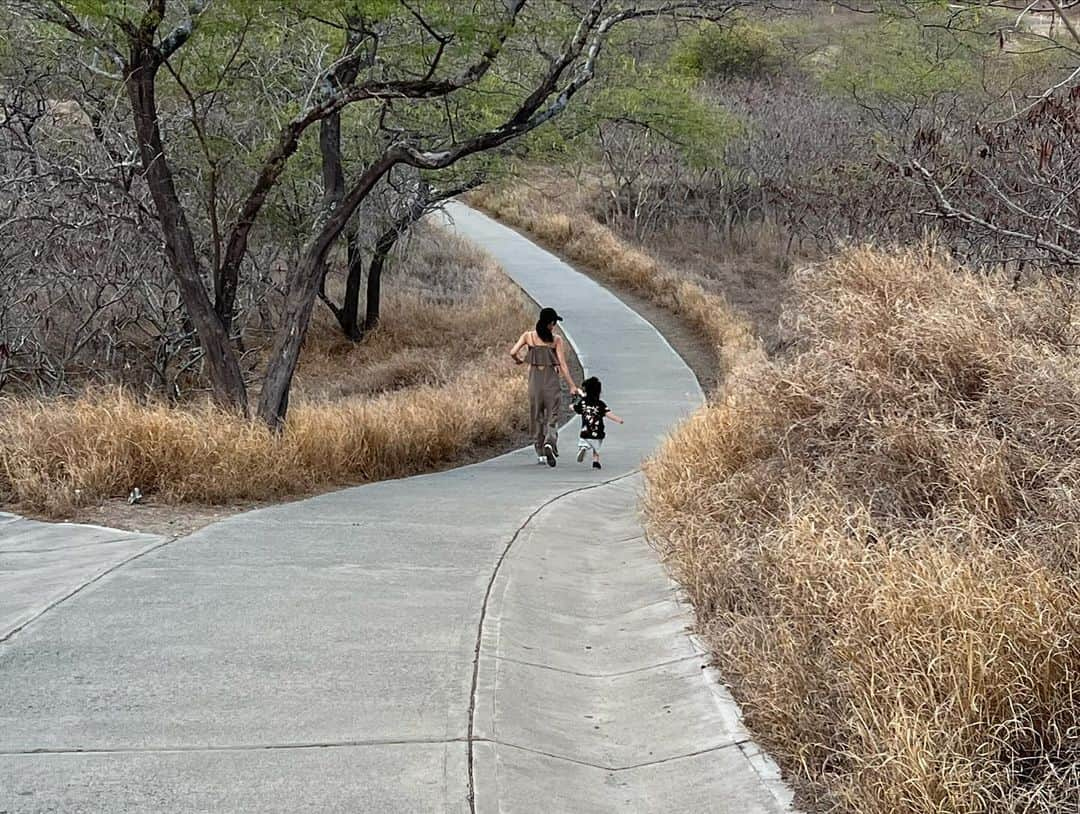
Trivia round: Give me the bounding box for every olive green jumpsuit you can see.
[527,342,562,458]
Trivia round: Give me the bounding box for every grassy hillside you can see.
[645,247,1080,813]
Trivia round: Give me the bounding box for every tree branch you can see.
[911,158,1080,265]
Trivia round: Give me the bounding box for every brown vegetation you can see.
[644,246,1080,813]
[0,230,531,517]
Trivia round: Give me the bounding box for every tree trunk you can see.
[363,225,399,333]
[257,155,398,429]
[318,104,365,340]
[315,30,367,342]
[256,248,323,429]
[340,230,364,339]
[362,188,434,333]
[126,50,248,413]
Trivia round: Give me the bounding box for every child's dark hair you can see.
[582,376,602,402]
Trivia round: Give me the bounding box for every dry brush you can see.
[0,231,531,516]
[645,246,1080,813]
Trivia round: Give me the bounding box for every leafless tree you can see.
[890,0,1080,271]
[0,43,196,396]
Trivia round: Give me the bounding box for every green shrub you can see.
[673,22,783,81]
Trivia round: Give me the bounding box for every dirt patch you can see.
[47,500,268,539]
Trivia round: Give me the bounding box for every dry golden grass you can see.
[0,229,531,516]
[644,246,1080,813]
[471,181,769,377]
[295,227,524,400]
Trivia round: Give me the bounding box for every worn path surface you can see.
[0,204,793,813]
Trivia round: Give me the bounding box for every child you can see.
[572,376,624,470]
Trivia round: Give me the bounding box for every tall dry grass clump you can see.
[0,365,523,514]
[1,231,531,515]
[471,182,767,376]
[645,246,1080,813]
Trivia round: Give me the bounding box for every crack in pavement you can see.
[0,737,469,757]
[1,734,744,778]
[471,736,750,773]
[488,653,705,679]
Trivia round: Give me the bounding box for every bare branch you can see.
[911,158,1080,265]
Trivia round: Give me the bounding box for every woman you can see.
[510,306,579,467]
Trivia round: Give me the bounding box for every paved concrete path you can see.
[0,513,165,645]
[0,204,793,812]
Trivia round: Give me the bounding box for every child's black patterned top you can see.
[573,397,609,440]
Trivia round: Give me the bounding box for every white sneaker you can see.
[543,443,557,467]
[537,455,546,465]
[576,447,587,463]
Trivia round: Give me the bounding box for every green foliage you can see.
[818,17,983,105]
[592,62,741,167]
[672,21,783,81]
[509,49,738,171]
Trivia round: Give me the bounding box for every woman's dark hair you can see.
[582,376,602,402]
[535,319,553,343]
[535,306,562,343]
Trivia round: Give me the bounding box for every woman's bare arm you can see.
[509,332,529,364]
[555,336,579,393]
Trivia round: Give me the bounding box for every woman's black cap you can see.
[539,307,563,323]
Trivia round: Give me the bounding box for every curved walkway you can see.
[0,205,792,812]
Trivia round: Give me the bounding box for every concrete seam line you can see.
[0,536,173,644]
[489,652,704,679]
[644,529,801,811]
[471,736,749,773]
[0,737,470,757]
[465,470,640,812]
[0,536,157,555]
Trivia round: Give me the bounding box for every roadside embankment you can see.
[644,246,1080,813]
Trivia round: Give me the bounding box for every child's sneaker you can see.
[537,455,546,465]
[576,447,587,463]
[592,461,601,470]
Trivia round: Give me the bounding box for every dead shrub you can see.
[645,245,1080,812]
